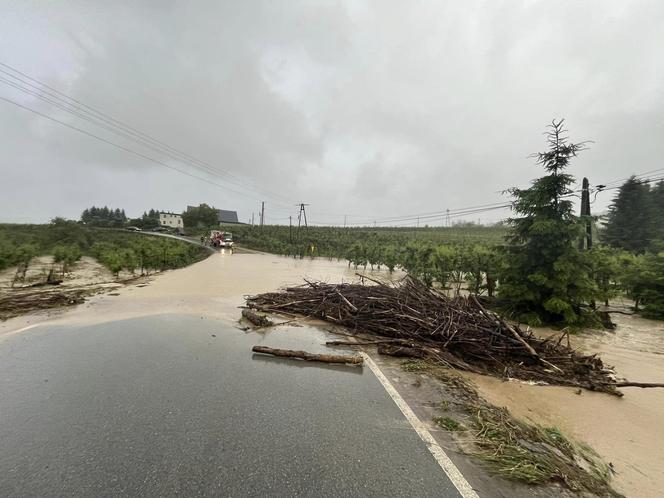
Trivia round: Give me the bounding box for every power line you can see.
[0,61,294,208]
[0,94,285,202]
[0,74,293,209]
[0,61,294,204]
[310,203,512,227]
[324,201,513,226]
[596,168,664,189]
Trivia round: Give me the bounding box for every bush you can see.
[53,244,82,275]
[621,247,664,318]
[0,224,209,280]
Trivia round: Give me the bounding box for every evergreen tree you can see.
[651,180,664,242]
[603,177,655,253]
[182,204,218,228]
[499,120,598,325]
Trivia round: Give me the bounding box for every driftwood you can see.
[0,289,86,320]
[247,278,627,395]
[252,346,363,365]
[326,339,403,346]
[29,279,63,287]
[241,309,273,327]
[609,382,664,389]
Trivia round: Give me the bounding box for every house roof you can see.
[217,209,239,224]
[186,205,240,224]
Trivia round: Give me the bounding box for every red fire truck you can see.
[209,231,233,249]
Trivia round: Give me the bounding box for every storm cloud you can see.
[1,0,662,225]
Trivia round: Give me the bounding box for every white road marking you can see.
[0,323,41,341]
[361,352,480,498]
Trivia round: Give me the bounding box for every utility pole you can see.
[251,212,254,227]
[296,203,309,240]
[289,216,293,243]
[344,215,347,228]
[579,177,592,250]
[446,208,450,227]
[260,201,265,228]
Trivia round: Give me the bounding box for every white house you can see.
[159,212,183,228]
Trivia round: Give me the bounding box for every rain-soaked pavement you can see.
[0,313,463,497]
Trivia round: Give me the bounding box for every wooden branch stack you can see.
[246,278,624,396]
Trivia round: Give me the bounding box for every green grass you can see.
[433,416,461,431]
[401,360,432,372]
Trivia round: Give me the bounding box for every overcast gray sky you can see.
[1,0,662,226]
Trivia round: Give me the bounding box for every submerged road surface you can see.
[0,314,468,497]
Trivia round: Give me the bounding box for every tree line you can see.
[603,177,664,253]
[79,203,221,231]
[228,121,663,323]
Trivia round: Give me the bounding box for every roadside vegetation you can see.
[402,360,618,496]
[0,220,210,281]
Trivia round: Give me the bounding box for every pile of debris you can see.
[247,278,623,395]
[0,288,86,321]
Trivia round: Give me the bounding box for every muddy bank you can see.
[0,255,118,287]
[0,256,155,321]
[464,315,664,497]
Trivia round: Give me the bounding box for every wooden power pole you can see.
[260,201,265,228]
[579,177,592,250]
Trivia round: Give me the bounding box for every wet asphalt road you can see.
[0,315,462,497]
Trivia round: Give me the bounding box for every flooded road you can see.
[466,314,664,498]
[0,253,465,497]
[1,250,661,497]
[0,315,461,497]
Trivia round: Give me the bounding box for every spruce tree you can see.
[603,177,654,253]
[499,120,598,325]
[651,180,664,242]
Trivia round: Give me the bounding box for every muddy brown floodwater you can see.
[1,251,661,497]
[465,314,664,498]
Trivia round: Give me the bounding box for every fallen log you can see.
[242,309,273,327]
[326,339,404,346]
[609,381,664,389]
[252,346,363,365]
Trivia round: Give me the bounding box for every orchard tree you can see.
[53,244,82,276]
[499,120,599,325]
